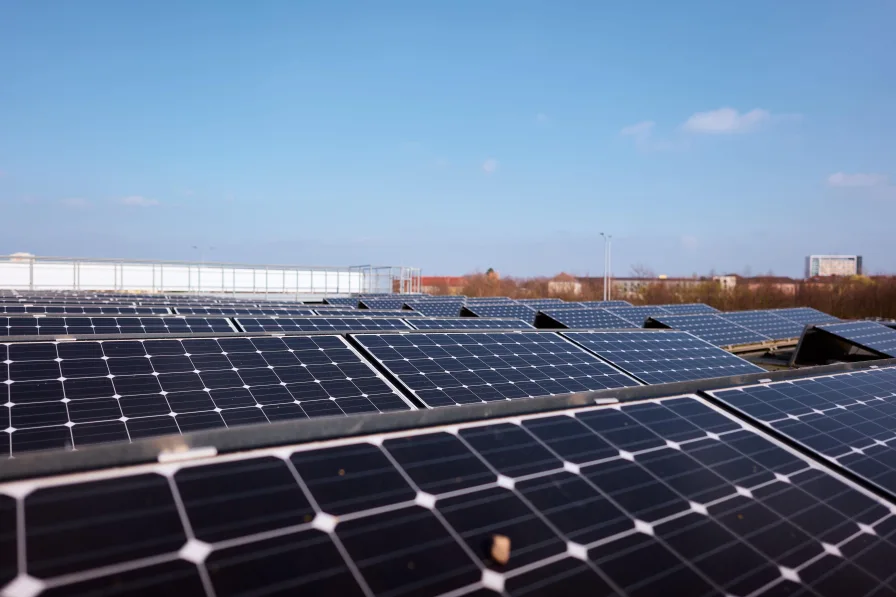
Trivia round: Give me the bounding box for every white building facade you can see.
[805,255,863,278]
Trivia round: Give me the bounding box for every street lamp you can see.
[600,233,613,301]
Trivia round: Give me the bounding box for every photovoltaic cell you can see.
[517,298,565,308]
[322,308,424,317]
[814,321,896,357]
[235,317,412,333]
[577,300,633,308]
[173,307,318,316]
[648,314,771,347]
[0,305,171,315]
[324,298,359,307]
[351,331,640,407]
[406,318,533,330]
[0,335,411,455]
[538,308,636,330]
[462,304,538,323]
[7,395,896,596]
[0,317,235,337]
[710,366,896,502]
[720,311,806,341]
[563,330,764,384]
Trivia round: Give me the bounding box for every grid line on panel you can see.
[0,335,411,456]
[0,317,235,337]
[350,331,641,408]
[773,308,841,326]
[7,396,896,596]
[235,317,411,333]
[405,302,465,317]
[562,331,765,385]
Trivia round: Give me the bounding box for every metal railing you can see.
[0,255,422,295]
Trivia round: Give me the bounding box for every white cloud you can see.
[535,113,549,125]
[682,107,770,134]
[827,172,889,188]
[60,197,91,209]
[620,121,655,137]
[482,158,498,174]
[119,195,159,207]
[681,235,699,250]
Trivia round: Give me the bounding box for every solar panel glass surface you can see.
[0,317,235,336]
[659,304,719,315]
[359,298,408,310]
[772,308,841,325]
[815,321,896,357]
[8,395,896,596]
[606,306,673,325]
[537,308,635,329]
[235,317,411,333]
[649,314,771,347]
[563,330,764,384]
[463,304,538,323]
[720,311,806,341]
[406,318,532,330]
[0,335,411,455]
[405,302,464,316]
[351,331,640,407]
[0,305,170,315]
[173,307,318,316]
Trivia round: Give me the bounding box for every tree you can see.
[629,263,656,278]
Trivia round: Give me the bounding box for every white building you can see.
[805,255,863,278]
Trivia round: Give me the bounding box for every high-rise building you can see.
[805,255,863,278]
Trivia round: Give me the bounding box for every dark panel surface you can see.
[0,335,410,455]
[0,316,234,336]
[235,317,411,333]
[407,318,532,330]
[7,395,896,596]
[649,314,771,347]
[816,321,896,357]
[563,330,764,384]
[537,308,635,330]
[352,331,641,407]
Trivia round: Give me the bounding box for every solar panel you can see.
[323,308,424,318]
[359,298,408,310]
[235,317,412,333]
[710,366,896,501]
[813,321,896,357]
[461,304,538,324]
[648,314,771,347]
[0,305,171,315]
[173,307,318,316]
[536,308,636,329]
[405,301,464,317]
[659,304,719,315]
[0,335,412,455]
[605,306,673,325]
[772,308,841,326]
[406,318,533,330]
[517,298,565,308]
[9,394,896,596]
[720,311,806,341]
[563,330,765,384]
[0,317,236,336]
[351,331,640,407]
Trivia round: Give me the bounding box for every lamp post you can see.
[600,233,613,301]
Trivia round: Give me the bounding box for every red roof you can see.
[421,276,466,287]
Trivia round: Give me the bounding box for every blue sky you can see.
[1,1,894,278]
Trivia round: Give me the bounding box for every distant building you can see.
[805,255,862,278]
[547,273,582,296]
[421,276,465,295]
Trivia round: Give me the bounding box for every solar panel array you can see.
[173,306,318,316]
[0,335,411,455]
[359,298,409,310]
[660,303,720,315]
[9,394,896,596]
[605,305,673,325]
[0,316,235,336]
[772,307,841,325]
[404,301,464,317]
[577,300,633,307]
[321,308,425,317]
[813,321,896,358]
[563,330,765,384]
[236,317,412,333]
[406,318,533,330]
[352,332,640,407]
